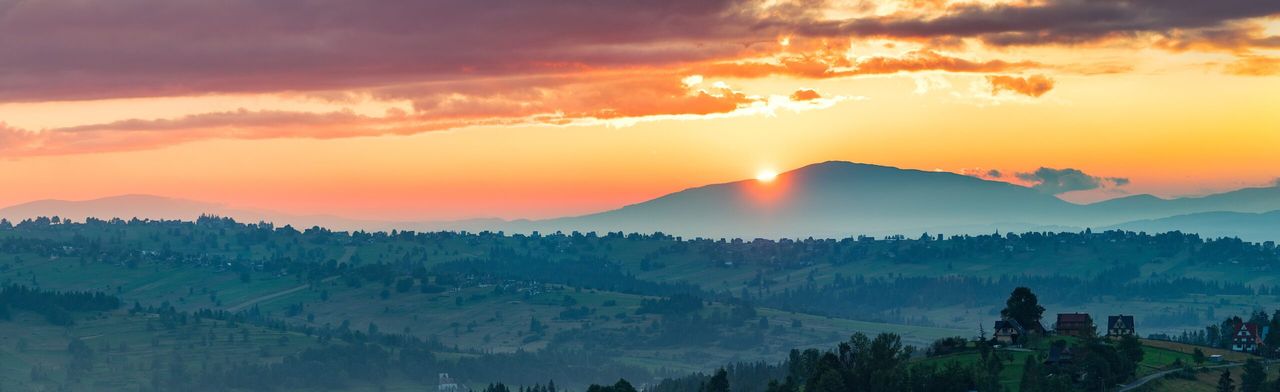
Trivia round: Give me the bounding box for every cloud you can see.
[825,0,1280,48]
[0,74,847,156]
[1224,55,1280,76]
[0,0,790,102]
[2,0,1274,157]
[1,0,1275,104]
[699,49,1041,79]
[1015,167,1130,194]
[790,89,822,101]
[1153,26,1280,53]
[957,168,1003,180]
[986,74,1055,97]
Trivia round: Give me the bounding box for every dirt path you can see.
[225,246,353,312]
[1118,360,1276,391]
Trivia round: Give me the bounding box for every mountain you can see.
[0,195,396,231]
[528,162,1088,238]
[1108,210,1280,243]
[5,162,1280,240]
[0,194,228,222]
[1083,186,1280,224]
[523,161,1280,239]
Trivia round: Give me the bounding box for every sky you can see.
[0,0,1278,221]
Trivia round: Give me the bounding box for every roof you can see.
[1024,320,1047,333]
[1046,344,1074,364]
[995,319,1026,335]
[1235,322,1263,343]
[1057,313,1092,323]
[1108,315,1134,330]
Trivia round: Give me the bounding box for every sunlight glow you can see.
[756,169,778,182]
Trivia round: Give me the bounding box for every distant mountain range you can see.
[524,162,1280,240]
[1106,211,1280,243]
[3,161,1278,241]
[0,195,406,232]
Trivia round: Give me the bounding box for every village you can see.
[992,309,1273,363]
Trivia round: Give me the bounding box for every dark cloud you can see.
[986,169,1003,178]
[3,0,1274,103]
[823,0,1280,47]
[1016,167,1130,194]
[0,0,787,102]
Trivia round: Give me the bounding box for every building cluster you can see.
[438,373,470,392]
[992,312,1137,366]
[995,311,1274,358]
[992,312,1137,346]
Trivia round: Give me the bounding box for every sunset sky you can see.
[1,0,1278,221]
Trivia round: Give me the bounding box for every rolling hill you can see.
[1108,210,1280,243]
[4,162,1279,240]
[527,161,1280,239]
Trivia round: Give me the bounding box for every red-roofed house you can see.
[1055,313,1095,337]
[1233,322,1264,354]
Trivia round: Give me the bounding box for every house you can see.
[439,373,460,392]
[1107,315,1136,337]
[1055,313,1095,337]
[1045,342,1074,366]
[1232,322,1264,353]
[994,318,1046,344]
[993,319,1025,344]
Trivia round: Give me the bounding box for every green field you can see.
[2,220,1278,390]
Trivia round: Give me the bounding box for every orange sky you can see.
[1,1,1278,221]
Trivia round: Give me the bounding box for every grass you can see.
[1140,339,1256,363]
[913,337,1215,390]
[2,225,1277,387]
[1137,366,1280,392]
[0,309,321,391]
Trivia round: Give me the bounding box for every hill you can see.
[0,194,227,222]
[6,162,1280,240]
[526,161,1280,239]
[1108,210,1280,243]
[532,162,1085,238]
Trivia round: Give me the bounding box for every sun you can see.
[755,169,778,182]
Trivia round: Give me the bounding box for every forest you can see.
[2,216,1279,390]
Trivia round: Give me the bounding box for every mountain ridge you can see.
[4,161,1278,240]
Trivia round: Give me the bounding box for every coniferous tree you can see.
[1220,369,1237,392]
[1243,359,1267,392]
[1019,355,1042,392]
[704,369,729,392]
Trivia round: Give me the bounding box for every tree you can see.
[611,379,638,392]
[1243,359,1266,392]
[1266,311,1280,357]
[1220,369,1236,392]
[808,369,846,392]
[529,317,545,334]
[1194,348,1207,364]
[395,278,414,293]
[704,369,729,392]
[1001,287,1046,329]
[1117,335,1145,373]
[1019,355,1042,392]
